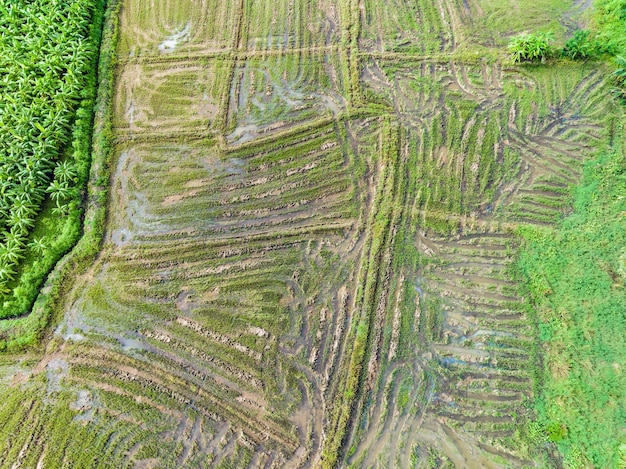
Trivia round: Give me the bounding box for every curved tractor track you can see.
[0,0,617,468]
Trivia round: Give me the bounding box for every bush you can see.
[561,29,615,60]
[508,31,555,63]
[562,30,596,59]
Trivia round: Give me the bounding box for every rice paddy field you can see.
[0,0,624,468]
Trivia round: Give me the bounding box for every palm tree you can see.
[54,161,77,184]
[0,264,17,283]
[47,180,73,208]
[27,237,48,256]
[11,197,35,218]
[7,212,34,236]
[52,204,71,216]
[4,229,25,251]
[0,240,23,264]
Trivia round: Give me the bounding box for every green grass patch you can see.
[516,138,626,468]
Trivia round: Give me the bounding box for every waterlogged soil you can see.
[0,0,616,468]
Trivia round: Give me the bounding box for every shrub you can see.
[508,31,555,63]
[562,30,596,59]
[561,29,615,60]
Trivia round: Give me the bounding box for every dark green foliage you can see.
[0,0,104,311]
[0,0,117,348]
[508,31,555,63]
[561,30,603,60]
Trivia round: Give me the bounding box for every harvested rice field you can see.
[1,0,624,468]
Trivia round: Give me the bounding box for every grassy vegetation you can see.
[510,3,626,467]
[593,0,626,55]
[517,135,626,468]
[592,0,626,103]
[322,119,403,468]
